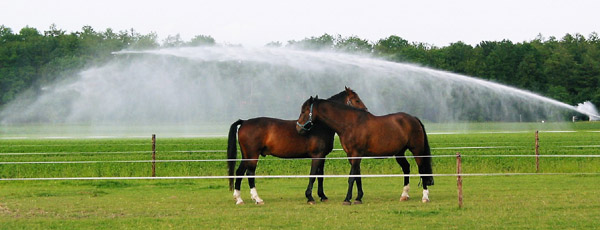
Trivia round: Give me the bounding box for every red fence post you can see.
[535,131,539,173]
[457,152,463,208]
[152,134,156,177]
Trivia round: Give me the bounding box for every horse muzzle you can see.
[296,120,313,134]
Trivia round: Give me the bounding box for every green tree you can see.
[287,34,335,50]
[265,41,282,47]
[130,32,159,50]
[438,41,474,74]
[188,35,215,46]
[374,35,409,55]
[334,35,372,54]
[162,34,184,47]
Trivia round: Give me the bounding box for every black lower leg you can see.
[345,160,360,203]
[316,160,328,201]
[355,177,363,202]
[354,163,363,202]
[345,177,355,202]
[397,156,411,186]
[247,165,257,189]
[305,160,321,203]
[317,177,328,201]
[418,156,434,187]
[234,164,246,190]
[305,177,316,202]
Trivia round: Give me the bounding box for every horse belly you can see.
[264,132,313,158]
[366,136,406,156]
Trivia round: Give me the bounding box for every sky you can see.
[1,0,600,47]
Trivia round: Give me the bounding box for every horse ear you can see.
[345,86,349,91]
[315,95,319,100]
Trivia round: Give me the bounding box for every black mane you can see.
[317,98,368,113]
[327,90,349,101]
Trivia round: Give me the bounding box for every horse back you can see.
[238,117,334,158]
[352,112,424,156]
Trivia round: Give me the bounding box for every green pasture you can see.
[1,122,599,229]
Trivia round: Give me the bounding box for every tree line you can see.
[1,25,599,112]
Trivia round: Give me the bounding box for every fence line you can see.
[1,154,600,165]
[0,150,231,156]
[3,144,599,156]
[1,172,600,181]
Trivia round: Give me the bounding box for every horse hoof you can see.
[255,201,265,205]
[321,199,329,203]
[353,200,363,205]
[307,201,316,205]
[400,196,409,201]
[236,201,245,205]
[422,199,430,203]
[342,201,352,206]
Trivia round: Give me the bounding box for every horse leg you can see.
[343,159,361,205]
[246,160,264,205]
[354,161,363,204]
[415,156,433,203]
[420,168,430,203]
[233,161,247,205]
[395,153,411,201]
[305,159,320,204]
[316,159,328,202]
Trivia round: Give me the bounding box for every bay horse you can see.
[227,87,367,205]
[295,96,434,205]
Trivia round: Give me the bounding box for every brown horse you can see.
[227,87,367,205]
[295,96,433,205]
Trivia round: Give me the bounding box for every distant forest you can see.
[1,25,599,110]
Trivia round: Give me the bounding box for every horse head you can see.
[344,86,367,111]
[296,95,318,135]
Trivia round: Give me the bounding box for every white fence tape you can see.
[2,143,598,156]
[1,154,600,165]
[1,172,599,181]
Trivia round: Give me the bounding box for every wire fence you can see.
[2,132,599,182]
[1,143,599,156]
[3,133,599,209]
[1,154,600,165]
[2,172,600,181]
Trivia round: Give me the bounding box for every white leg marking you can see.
[400,185,410,201]
[233,189,244,205]
[422,189,430,203]
[250,187,264,204]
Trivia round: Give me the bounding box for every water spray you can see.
[1,46,598,129]
[575,101,600,121]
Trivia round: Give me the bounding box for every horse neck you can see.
[315,100,359,134]
[312,120,336,136]
[326,91,347,103]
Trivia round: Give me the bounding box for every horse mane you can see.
[317,98,368,113]
[326,90,349,101]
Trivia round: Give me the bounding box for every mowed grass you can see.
[1,122,600,229]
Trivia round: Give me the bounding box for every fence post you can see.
[152,134,156,177]
[535,130,539,173]
[457,152,463,209]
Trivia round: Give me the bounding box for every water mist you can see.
[1,46,598,135]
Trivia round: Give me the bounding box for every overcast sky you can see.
[1,0,599,47]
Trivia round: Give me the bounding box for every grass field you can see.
[1,122,599,229]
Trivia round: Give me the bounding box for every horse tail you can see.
[227,119,244,191]
[416,117,434,186]
[416,117,431,157]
